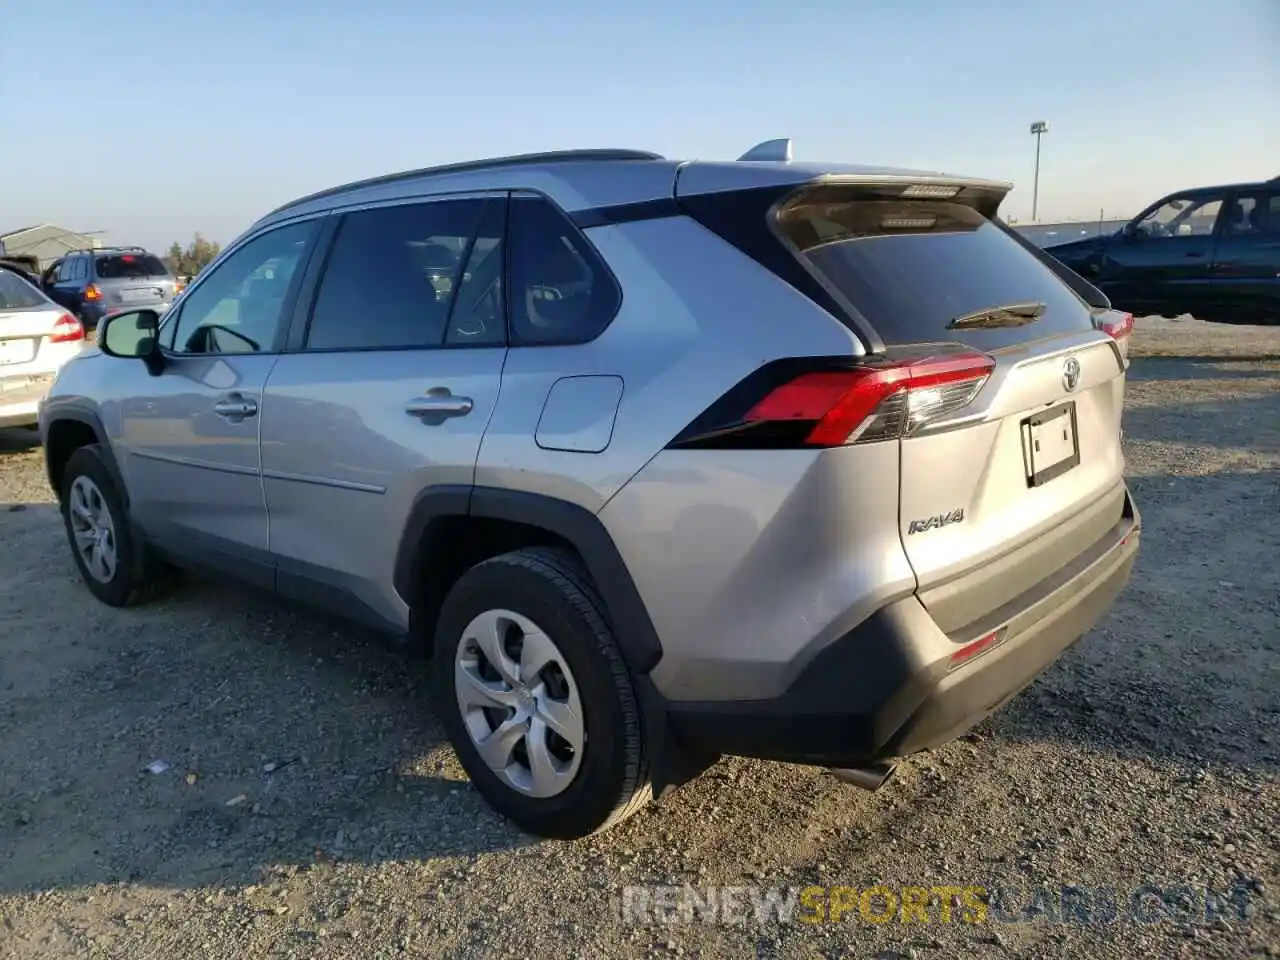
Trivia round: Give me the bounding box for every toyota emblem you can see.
[1062,356,1081,392]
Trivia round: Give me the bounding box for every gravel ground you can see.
[1,317,1277,959]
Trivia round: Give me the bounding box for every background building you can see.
[0,225,102,270]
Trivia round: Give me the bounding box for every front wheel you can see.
[433,547,652,839]
[59,444,162,606]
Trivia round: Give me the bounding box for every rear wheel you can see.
[433,547,651,838]
[59,445,162,606]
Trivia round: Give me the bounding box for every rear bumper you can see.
[0,376,55,428]
[667,489,1140,766]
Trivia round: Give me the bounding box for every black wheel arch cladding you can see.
[44,411,126,505]
[394,486,663,674]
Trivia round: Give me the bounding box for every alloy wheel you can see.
[453,608,585,798]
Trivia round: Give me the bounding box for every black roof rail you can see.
[261,148,665,221]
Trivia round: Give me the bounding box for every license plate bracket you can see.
[1022,402,1080,487]
[0,338,36,366]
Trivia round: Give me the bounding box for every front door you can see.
[1098,190,1226,318]
[261,195,508,631]
[117,218,322,584]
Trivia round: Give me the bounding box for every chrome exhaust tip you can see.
[830,761,898,792]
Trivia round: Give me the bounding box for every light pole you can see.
[1029,121,1049,222]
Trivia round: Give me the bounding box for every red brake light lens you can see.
[83,283,103,301]
[1098,311,1134,340]
[671,351,995,450]
[747,352,994,446]
[50,313,84,343]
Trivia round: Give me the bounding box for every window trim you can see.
[158,215,326,359]
[1129,189,1230,239]
[288,190,512,355]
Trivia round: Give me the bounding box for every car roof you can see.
[254,143,1010,231]
[1170,175,1280,197]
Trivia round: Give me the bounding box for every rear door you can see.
[1205,188,1280,323]
[774,186,1130,633]
[260,194,508,631]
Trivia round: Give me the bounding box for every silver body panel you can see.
[41,147,1134,715]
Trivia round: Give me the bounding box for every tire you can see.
[59,444,162,607]
[433,547,652,839]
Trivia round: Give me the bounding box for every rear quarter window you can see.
[776,190,1097,351]
[508,195,620,346]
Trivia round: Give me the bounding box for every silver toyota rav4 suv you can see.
[40,142,1141,839]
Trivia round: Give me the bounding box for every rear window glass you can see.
[0,270,46,309]
[95,254,169,279]
[776,191,1095,350]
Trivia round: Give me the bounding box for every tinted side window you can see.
[72,258,87,281]
[1225,191,1280,235]
[1134,193,1223,238]
[170,220,316,355]
[306,198,493,351]
[508,195,619,346]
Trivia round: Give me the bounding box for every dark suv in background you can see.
[43,247,178,331]
[1045,176,1280,325]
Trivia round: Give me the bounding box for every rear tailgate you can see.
[772,181,1132,635]
[0,271,64,375]
[95,252,176,307]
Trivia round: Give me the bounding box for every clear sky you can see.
[4,0,1277,251]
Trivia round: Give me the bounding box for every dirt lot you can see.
[1,318,1277,959]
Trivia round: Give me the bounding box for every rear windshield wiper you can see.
[948,301,1046,330]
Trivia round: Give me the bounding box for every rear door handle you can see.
[405,388,473,422]
[213,393,258,421]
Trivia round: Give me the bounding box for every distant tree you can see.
[163,242,184,275]
[163,233,222,277]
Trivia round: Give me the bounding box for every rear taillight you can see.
[50,313,84,343]
[670,351,995,449]
[83,284,103,302]
[1098,311,1134,340]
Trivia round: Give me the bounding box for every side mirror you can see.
[99,309,165,376]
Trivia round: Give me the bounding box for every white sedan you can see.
[0,268,88,428]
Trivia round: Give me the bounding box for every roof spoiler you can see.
[737,138,793,162]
